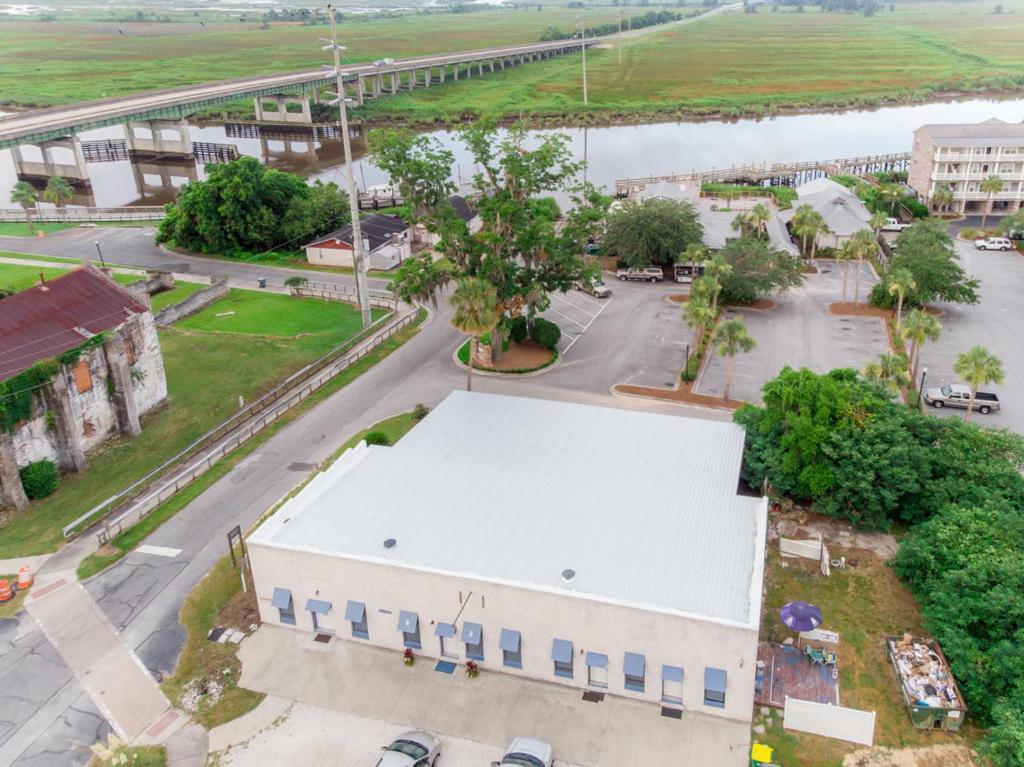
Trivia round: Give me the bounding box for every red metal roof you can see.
[0,266,146,382]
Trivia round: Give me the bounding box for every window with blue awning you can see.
[462,622,484,661]
[624,652,646,692]
[586,652,608,669]
[662,665,684,682]
[305,599,332,614]
[435,622,456,638]
[552,638,573,678]
[398,610,421,648]
[500,629,522,669]
[704,667,727,708]
[344,601,365,623]
[271,588,295,626]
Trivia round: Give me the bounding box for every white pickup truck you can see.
[924,384,1001,415]
[881,217,911,232]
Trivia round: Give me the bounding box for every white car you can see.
[881,217,911,232]
[974,237,1013,251]
[492,737,554,767]
[376,730,440,767]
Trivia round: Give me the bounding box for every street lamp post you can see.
[93,239,106,269]
[324,4,372,330]
[919,366,928,412]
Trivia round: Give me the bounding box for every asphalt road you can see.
[0,230,727,766]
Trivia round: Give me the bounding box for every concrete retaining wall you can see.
[154,275,229,326]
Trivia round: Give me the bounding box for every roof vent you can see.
[561,568,576,582]
[383,538,397,549]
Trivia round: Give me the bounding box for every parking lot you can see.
[540,289,612,355]
[696,263,888,404]
[917,240,1024,434]
[222,625,751,767]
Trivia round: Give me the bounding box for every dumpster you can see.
[886,634,967,732]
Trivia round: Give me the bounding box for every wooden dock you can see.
[614,152,910,197]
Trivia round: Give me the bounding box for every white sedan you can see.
[492,737,554,767]
[375,730,441,767]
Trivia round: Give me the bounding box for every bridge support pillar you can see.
[390,73,399,94]
[439,65,446,84]
[407,69,416,91]
[124,119,192,157]
[254,94,313,125]
[453,65,459,81]
[11,136,89,183]
[423,67,431,87]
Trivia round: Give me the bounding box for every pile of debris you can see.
[888,634,962,710]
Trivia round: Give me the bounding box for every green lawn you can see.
[756,548,980,767]
[148,280,205,312]
[0,222,77,237]
[0,262,138,293]
[0,294,387,558]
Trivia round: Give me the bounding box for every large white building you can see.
[249,392,767,726]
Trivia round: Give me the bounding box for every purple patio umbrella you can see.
[780,601,823,633]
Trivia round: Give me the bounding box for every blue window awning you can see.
[551,638,573,663]
[397,610,418,633]
[624,652,646,677]
[435,622,456,638]
[705,667,727,693]
[305,599,331,614]
[500,629,521,652]
[585,652,608,669]
[271,588,292,609]
[344,600,365,622]
[662,665,684,683]
[462,622,482,644]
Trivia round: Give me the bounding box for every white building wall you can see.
[306,245,356,268]
[306,240,411,271]
[248,542,759,723]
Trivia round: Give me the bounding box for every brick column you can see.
[44,372,87,472]
[0,430,28,511]
[104,332,141,438]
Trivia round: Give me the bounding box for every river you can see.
[1,96,1023,210]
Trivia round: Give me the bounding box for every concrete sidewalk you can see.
[24,578,182,742]
[233,625,750,767]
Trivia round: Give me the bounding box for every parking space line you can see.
[561,297,613,355]
[546,305,589,329]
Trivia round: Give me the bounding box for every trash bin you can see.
[258,278,267,288]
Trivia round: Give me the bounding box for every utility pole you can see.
[578,14,589,187]
[324,4,372,329]
[618,8,622,65]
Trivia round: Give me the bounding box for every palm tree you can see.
[848,228,876,305]
[702,253,732,314]
[835,240,855,304]
[748,203,771,238]
[979,175,1005,231]
[713,318,756,402]
[791,204,814,255]
[863,352,911,396]
[10,182,38,233]
[731,212,753,238]
[877,183,903,215]
[931,183,953,215]
[683,295,717,335]
[900,308,942,384]
[868,211,887,239]
[449,277,499,392]
[42,177,74,220]
[887,266,916,332]
[795,210,828,261]
[954,346,1004,422]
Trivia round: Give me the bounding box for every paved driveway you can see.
[696,263,887,404]
[228,625,751,767]
[917,240,1024,433]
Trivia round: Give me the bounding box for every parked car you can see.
[375,730,440,767]
[616,266,663,283]
[491,737,554,767]
[974,237,1013,251]
[574,278,611,297]
[881,217,911,232]
[924,384,1000,414]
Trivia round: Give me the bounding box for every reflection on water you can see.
[1,97,1023,210]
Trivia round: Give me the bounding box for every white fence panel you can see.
[779,536,822,560]
[784,697,876,746]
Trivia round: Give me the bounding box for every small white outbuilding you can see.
[248,392,767,725]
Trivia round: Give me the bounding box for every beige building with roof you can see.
[909,118,1024,215]
[247,392,767,746]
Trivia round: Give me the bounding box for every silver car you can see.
[376,730,441,767]
[492,736,554,767]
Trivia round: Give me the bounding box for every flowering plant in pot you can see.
[465,660,479,678]
[403,648,415,666]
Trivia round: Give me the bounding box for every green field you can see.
[148,280,204,312]
[0,8,622,108]
[355,0,1024,122]
[0,262,137,292]
[0,291,379,558]
[0,222,76,237]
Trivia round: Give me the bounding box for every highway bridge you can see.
[0,37,592,149]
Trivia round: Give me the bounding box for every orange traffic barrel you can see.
[17,566,32,590]
[0,579,12,602]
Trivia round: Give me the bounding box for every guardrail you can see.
[63,306,419,541]
[0,206,166,223]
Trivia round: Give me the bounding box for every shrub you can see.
[903,198,929,219]
[19,460,58,500]
[411,404,430,421]
[530,318,561,349]
[363,431,391,446]
[509,316,529,343]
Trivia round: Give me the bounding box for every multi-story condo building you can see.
[909,118,1024,215]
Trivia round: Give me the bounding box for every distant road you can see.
[0,37,592,148]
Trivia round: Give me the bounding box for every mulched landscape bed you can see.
[471,340,554,372]
[614,380,745,411]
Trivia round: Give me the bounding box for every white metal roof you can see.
[918,118,1024,147]
[251,392,766,627]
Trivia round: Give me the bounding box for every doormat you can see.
[435,661,457,674]
[660,707,683,719]
[582,691,605,703]
[314,633,332,644]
